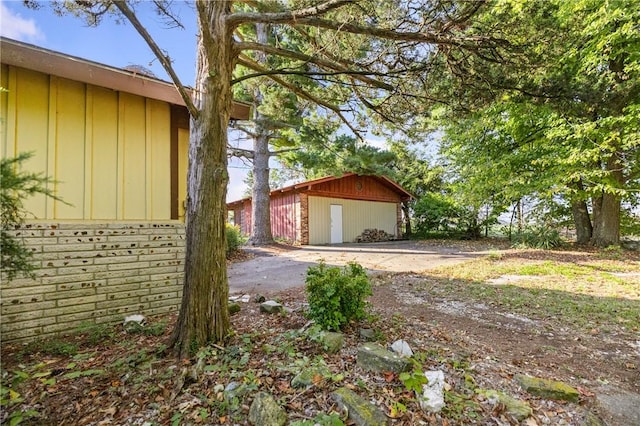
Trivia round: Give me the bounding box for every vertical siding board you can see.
[145,99,153,220]
[90,87,118,219]
[0,64,13,158]
[177,128,189,221]
[45,75,57,218]
[116,92,125,220]
[84,86,93,219]
[15,69,50,218]
[121,93,146,220]
[54,78,86,219]
[149,100,171,220]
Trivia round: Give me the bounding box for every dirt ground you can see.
[228,240,497,294]
[2,240,639,425]
[228,241,640,425]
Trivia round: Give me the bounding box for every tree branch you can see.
[269,147,299,156]
[112,0,199,118]
[227,147,255,159]
[237,56,363,137]
[234,41,394,90]
[230,8,503,51]
[228,0,352,27]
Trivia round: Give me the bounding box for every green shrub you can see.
[226,224,243,257]
[512,226,563,249]
[305,262,372,331]
[1,153,61,281]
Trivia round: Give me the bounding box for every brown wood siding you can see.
[270,193,299,243]
[308,175,402,203]
[170,105,190,220]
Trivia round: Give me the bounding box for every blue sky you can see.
[1,0,198,85]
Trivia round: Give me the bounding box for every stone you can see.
[595,386,640,426]
[123,314,146,332]
[224,381,249,402]
[320,332,344,354]
[229,294,250,303]
[515,375,579,402]
[478,389,532,421]
[228,302,241,315]
[418,370,445,413]
[357,342,411,373]
[291,366,330,388]
[332,387,387,426]
[248,392,287,426]
[579,409,605,426]
[123,314,145,325]
[359,328,375,340]
[260,300,284,314]
[253,294,266,303]
[390,339,413,357]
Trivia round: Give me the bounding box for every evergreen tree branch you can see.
[228,0,352,27]
[234,41,394,90]
[237,56,363,138]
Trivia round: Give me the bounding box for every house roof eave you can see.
[0,37,251,121]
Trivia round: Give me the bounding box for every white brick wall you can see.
[1,221,185,342]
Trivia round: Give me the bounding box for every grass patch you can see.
[19,339,78,357]
[420,253,640,332]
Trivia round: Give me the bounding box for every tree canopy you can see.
[428,0,640,246]
[31,0,534,357]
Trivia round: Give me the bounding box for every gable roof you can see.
[0,37,251,121]
[228,173,413,207]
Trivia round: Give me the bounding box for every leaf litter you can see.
[2,243,639,425]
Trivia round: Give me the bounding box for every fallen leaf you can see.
[577,386,595,397]
[383,371,396,382]
[99,407,116,416]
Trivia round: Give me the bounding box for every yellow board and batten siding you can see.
[0,64,172,221]
[308,196,397,244]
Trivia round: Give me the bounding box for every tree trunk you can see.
[169,0,233,358]
[571,199,592,245]
[569,179,592,245]
[401,201,412,238]
[591,154,623,247]
[249,131,274,245]
[247,23,274,246]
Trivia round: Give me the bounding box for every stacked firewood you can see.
[355,228,395,243]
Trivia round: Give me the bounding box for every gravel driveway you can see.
[228,240,491,294]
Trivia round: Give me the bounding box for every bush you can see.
[1,153,60,281]
[226,224,243,257]
[305,262,372,331]
[512,226,563,249]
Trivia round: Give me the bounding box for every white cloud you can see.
[0,3,44,42]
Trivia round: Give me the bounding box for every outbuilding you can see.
[227,173,413,245]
